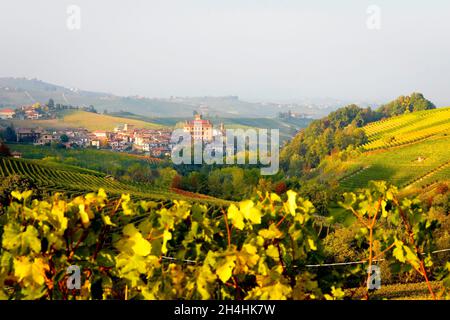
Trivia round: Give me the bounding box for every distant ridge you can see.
[0,77,339,118]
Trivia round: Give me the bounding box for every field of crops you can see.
[8,144,162,175]
[362,107,450,151]
[0,156,229,208]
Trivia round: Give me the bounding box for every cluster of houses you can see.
[0,104,54,120]
[14,125,174,157]
[16,127,91,148]
[5,113,225,158]
[18,105,46,120]
[89,115,224,156]
[92,124,173,157]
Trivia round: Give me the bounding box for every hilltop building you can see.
[183,114,213,142]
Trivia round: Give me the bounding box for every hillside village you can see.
[11,125,173,157]
[0,103,225,158]
[0,101,98,121]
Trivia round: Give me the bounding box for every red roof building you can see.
[183,114,213,142]
[0,108,15,119]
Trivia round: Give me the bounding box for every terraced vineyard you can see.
[340,134,450,190]
[8,143,163,175]
[411,162,450,189]
[337,107,450,191]
[362,107,450,151]
[0,156,229,208]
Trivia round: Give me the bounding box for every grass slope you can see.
[5,110,164,131]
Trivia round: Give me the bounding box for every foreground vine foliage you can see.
[339,181,449,299]
[0,185,448,300]
[0,189,329,300]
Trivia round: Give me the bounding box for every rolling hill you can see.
[316,107,450,193]
[2,110,164,131]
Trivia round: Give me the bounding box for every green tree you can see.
[0,141,11,157]
[5,126,16,142]
[155,167,177,188]
[378,92,435,116]
[47,98,55,109]
[60,134,69,143]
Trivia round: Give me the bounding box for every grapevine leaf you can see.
[339,192,356,209]
[2,224,41,254]
[11,190,22,200]
[227,204,244,230]
[215,255,236,283]
[78,204,91,227]
[13,256,49,286]
[101,214,116,227]
[258,224,283,240]
[162,230,172,254]
[266,245,279,260]
[286,190,297,216]
[270,193,282,203]
[116,224,152,256]
[393,240,406,263]
[240,200,262,225]
[308,238,317,251]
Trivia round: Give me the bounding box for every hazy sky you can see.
[1,0,450,105]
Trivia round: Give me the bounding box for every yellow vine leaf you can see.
[227,204,244,230]
[78,204,91,227]
[308,238,317,251]
[266,245,279,260]
[258,224,283,240]
[117,224,152,256]
[286,190,298,216]
[13,256,49,286]
[240,200,262,225]
[216,255,236,283]
[162,230,172,254]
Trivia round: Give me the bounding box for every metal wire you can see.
[160,248,450,267]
